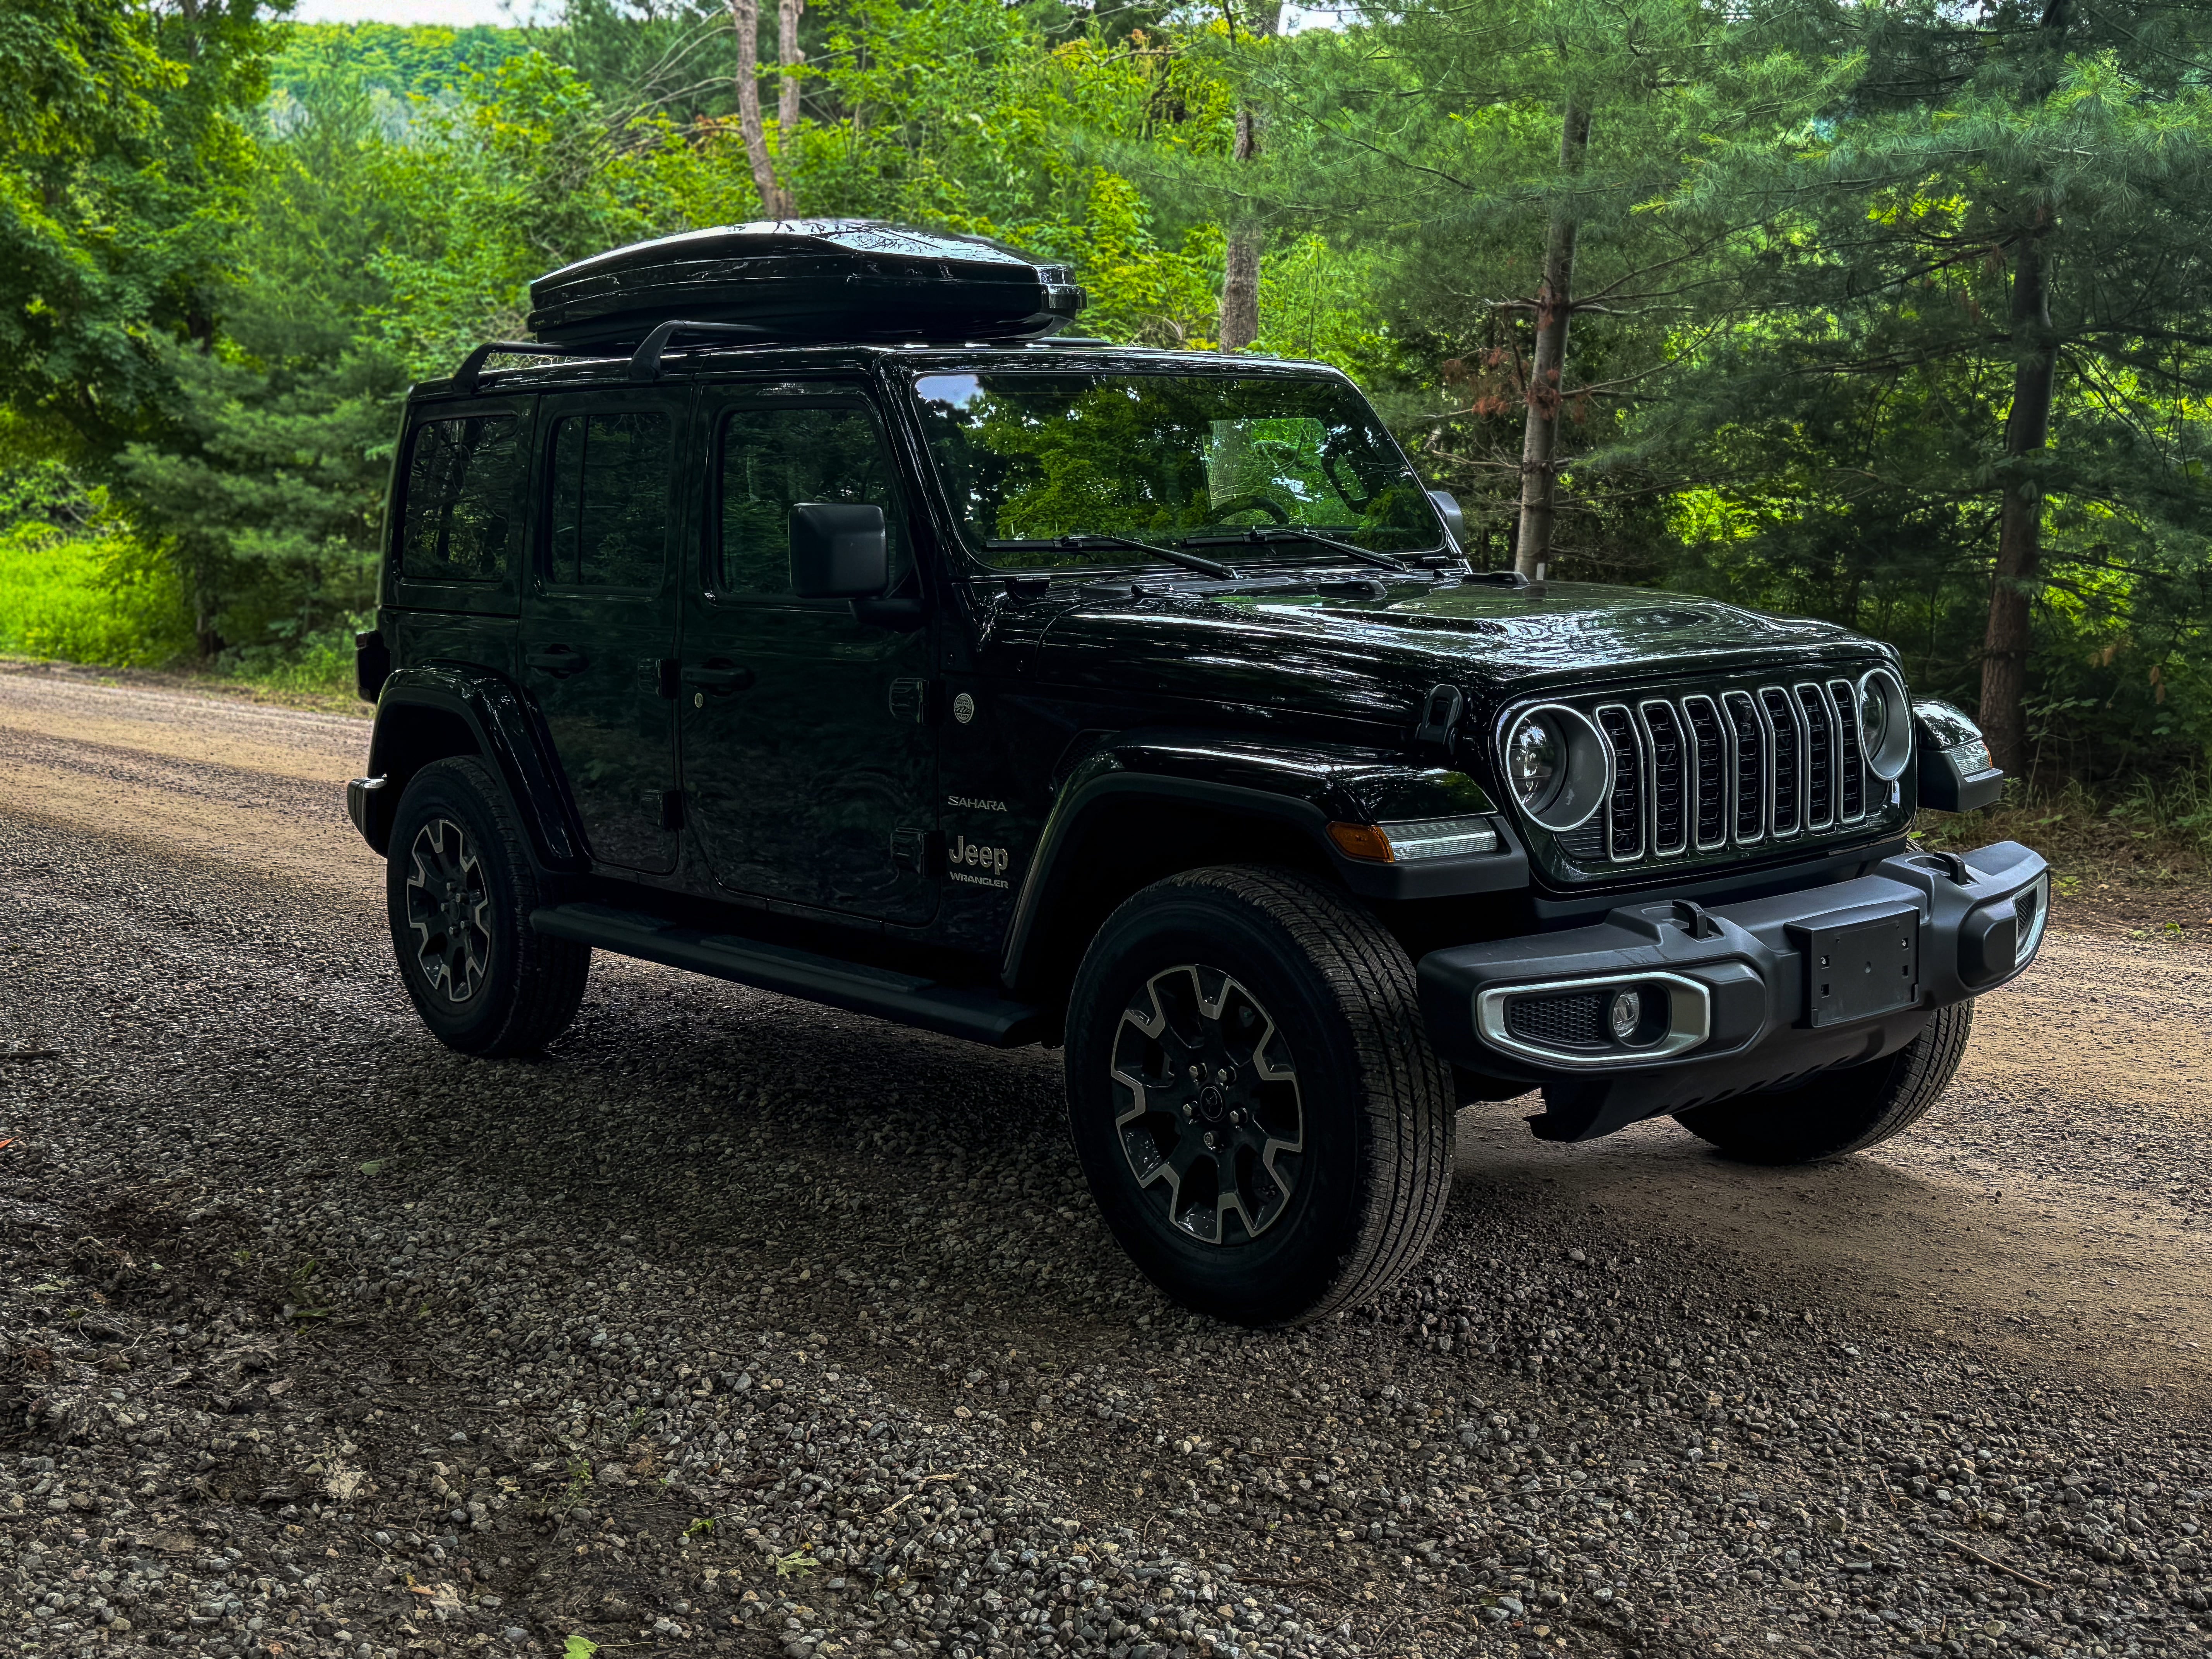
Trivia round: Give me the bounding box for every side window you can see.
[399,415,520,583]
[544,410,673,589]
[716,404,906,595]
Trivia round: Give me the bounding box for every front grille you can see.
[1505,991,1606,1049]
[1515,672,1894,875]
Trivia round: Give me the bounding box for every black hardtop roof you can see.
[406,339,1351,408]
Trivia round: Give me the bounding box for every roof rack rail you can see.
[453,340,612,395]
[627,319,772,382]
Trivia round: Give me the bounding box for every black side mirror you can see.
[790,502,888,598]
[1427,488,1467,551]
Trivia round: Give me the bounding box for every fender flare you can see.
[999,730,1527,998]
[362,665,585,869]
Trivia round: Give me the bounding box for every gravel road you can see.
[3,660,2209,1659]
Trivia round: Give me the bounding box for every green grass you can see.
[0,522,192,667]
[0,522,363,702]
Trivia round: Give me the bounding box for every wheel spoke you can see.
[1110,962,1302,1246]
[404,816,491,1006]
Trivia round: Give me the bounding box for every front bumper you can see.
[1418,840,2048,1141]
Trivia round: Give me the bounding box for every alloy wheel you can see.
[404,817,492,1004]
[1108,964,1303,1244]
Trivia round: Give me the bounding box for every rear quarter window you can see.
[399,415,522,583]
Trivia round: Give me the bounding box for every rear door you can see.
[522,389,689,874]
[677,383,938,924]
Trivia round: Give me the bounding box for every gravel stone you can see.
[1,668,2209,1659]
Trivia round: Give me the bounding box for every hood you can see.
[1033,575,1883,730]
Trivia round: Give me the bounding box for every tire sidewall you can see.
[386,759,536,1054]
[1676,1001,1973,1163]
[1065,876,1379,1325]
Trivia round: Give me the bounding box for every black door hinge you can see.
[888,678,933,724]
[656,658,682,700]
[891,826,943,874]
[660,790,686,831]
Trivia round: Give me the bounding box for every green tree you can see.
[1239,0,1786,574]
[0,0,274,477]
[1659,0,2212,773]
[113,50,412,658]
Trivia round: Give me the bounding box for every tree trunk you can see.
[732,0,788,219]
[1979,227,2055,776]
[1217,0,1281,355]
[1513,96,1591,579]
[777,0,804,144]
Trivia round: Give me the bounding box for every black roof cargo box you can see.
[527,220,1086,348]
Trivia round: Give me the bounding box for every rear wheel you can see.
[1065,866,1455,1326]
[386,756,590,1057]
[1673,1001,1973,1164]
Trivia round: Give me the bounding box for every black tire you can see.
[1673,1001,1973,1164]
[386,756,590,1057]
[1064,866,1455,1327]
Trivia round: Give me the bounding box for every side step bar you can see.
[529,903,1044,1047]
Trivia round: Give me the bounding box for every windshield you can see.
[909,371,1444,570]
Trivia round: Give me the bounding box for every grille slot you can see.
[1505,991,1607,1049]
[1640,699,1690,857]
[1683,694,1727,849]
[1761,686,1802,836]
[1798,684,1836,830]
[1723,690,1764,841]
[1596,704,1643,860]
[1829,679,1866,821]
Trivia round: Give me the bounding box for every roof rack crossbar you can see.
[454,340,612,395]
[628,319,774,382]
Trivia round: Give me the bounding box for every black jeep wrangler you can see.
[347,222,2047,1326]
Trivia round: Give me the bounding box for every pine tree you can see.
[1246,0,1765,570]
[1218,0,1283,353]
[1662,0,2212,771]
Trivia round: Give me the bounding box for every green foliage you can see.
[0,0,274,460]
[0,519,191,666]
[269,22,526,106]
[1,0,2206,790]
[1625,0,2212,779]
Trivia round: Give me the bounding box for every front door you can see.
[678,384,937,925]
[523,390,688,874]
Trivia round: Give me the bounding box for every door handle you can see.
[526,646,589,675]
[685,660,755,693]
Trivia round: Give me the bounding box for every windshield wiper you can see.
[1180,526,1412,573]
[984,534,1237,580]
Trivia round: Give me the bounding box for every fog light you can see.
[1607,989,1640,1042]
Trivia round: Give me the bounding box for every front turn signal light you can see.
[1328,816,1499,863]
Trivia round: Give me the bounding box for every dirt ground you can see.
[3,658,2209,1659]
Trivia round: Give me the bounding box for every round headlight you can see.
[1499,704,1610,832]
[1508,714,1565,816]
[1857,667,1913,781]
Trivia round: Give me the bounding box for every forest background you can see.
[5,0,2211,810]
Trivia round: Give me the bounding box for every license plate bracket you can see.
[1790,905,1920,1027]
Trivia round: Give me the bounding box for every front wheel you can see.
[1673,1001,1973,1164]
[386,756,591,1057]
[1064,867,1455,1326]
